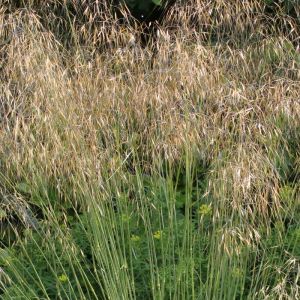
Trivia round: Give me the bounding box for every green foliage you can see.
[115,174,210,298]
[120,0,175,21]
[2,146,299,299]
[0,215,101,300]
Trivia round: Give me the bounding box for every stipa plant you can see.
[3,0,177,48]
[86,149,213,299]
[3,146,297,299]
[0,1,299,299]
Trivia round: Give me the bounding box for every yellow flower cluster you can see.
[130,235,141,242]
[153,230,163,240]
[58,274,68,283]
[198,204,212,216]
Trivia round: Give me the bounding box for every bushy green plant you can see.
[0,215,101,300]
[118,0,176,21]
[111,171,211,298]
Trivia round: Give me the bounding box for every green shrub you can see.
[120,0,172,20]
[0,215,101,300]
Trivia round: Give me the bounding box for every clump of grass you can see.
[0,1,299,299]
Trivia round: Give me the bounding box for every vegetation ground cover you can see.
[0,1,299,299]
